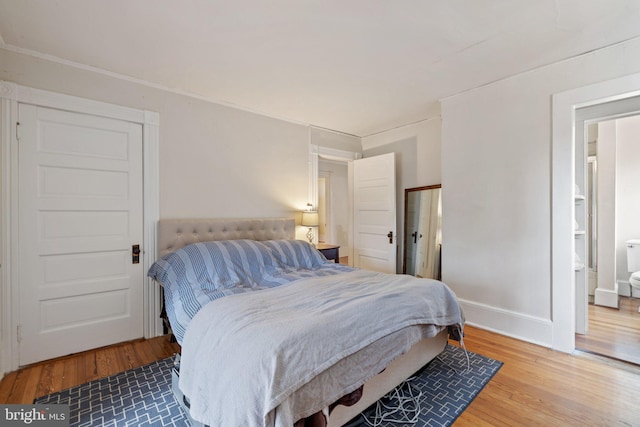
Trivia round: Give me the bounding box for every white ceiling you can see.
[2,1,640,137]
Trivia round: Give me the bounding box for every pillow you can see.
[261,239,328,269]
[148,239,286,291]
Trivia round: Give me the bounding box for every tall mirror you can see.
[403,185,442,279]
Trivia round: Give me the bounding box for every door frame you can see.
[551,72,640,353]
[0,81,161,374]
[318,172,331,244]
[309,144,361,265]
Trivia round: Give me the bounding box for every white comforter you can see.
[179,269,463,427]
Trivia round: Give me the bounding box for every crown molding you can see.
[0,81,18,100]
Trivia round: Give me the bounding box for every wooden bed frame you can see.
[156,217,448,427]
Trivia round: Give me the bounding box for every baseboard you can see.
[458,299,553,348]
[617,280,631,297]
[617,280,640,298]
[594,286,619,308]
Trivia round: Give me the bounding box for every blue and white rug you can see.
[346,344,502,426]
[35,344,502,427]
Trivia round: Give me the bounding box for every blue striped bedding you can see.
[147,239,353,344]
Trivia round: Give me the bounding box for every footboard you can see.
[328,329,448,426]
[171,330,448,427]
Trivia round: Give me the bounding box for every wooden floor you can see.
[1,325,639,426]
[575,296,640,365]
[0,336,180,405]
[452,325,640,426]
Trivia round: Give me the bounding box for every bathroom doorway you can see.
[574,111,640,365]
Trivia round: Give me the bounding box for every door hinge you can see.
[17,324,22,343]
[16,121,20,141]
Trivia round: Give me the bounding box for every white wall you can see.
[362,117,441,187]
[311,126,361,153]
[362,117,441,273]
[441,37,640,346]
[595,120,618,305]
[0,48,327,234]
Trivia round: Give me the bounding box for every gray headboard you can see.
[156,217,296,257]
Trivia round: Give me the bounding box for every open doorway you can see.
[318,175,328,243]
[310,144,398,272]
[318,159,349,263]
[551,72,640,354]
[309,144,361,267]
[574,110,640,365]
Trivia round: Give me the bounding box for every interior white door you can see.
[353,153,396,273]
[18,104,144,365]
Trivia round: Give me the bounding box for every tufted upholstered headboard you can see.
[156,218,296,257]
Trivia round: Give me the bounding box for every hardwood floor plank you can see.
[470,392,568,426]
[81,351,99,384]
[95,346,121,378]
[463,400,520,427]
[8,365,42,404]
[575,296,640,365]
[60,357,78,390]
[148,333,180,360]
[0,371,17,403]
[34,360,64,399]
[115,341,138,371]
[133,338,160,366]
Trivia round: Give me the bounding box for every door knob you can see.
[132,244,141,264]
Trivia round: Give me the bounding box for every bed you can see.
[148,218,464,427]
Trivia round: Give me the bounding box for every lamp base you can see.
[306,227,314,244]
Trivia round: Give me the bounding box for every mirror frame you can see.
[402,184,442,276]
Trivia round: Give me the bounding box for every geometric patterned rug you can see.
[35,344,502,427]
[35,357,188,427]
[346,344,503,426]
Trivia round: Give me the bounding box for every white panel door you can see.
[353,153,396,273]
[18,104,144,365]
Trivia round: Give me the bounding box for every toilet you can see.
[626,239,640,312]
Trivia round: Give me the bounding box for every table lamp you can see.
[301,210,319,244]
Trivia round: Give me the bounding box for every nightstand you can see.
[316,243,340,263]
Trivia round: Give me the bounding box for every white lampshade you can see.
[301,211,319,227]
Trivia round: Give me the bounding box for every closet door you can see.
[18,104,144,365]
